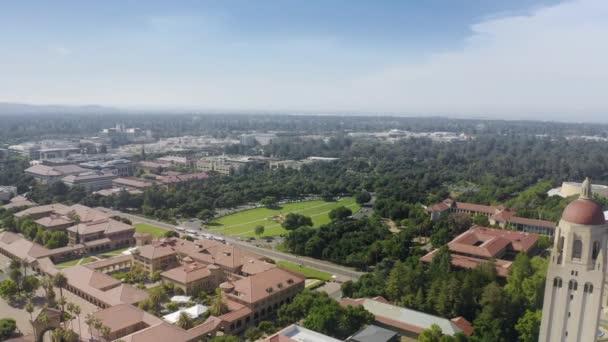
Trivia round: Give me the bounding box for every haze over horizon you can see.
[2,0,607,122]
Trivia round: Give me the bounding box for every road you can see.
[97,207,364,281]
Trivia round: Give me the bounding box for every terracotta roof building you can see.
[25,164,88,183]
[223,267,305,322]
[112,176,157,190]
[420,226,539,277]
[426,198,556,236]
[341,297,473,339]
[61,265,149,308]
[0,231,51,265]
[92,303,163,341]
[161,263,223,295]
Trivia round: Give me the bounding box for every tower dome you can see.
[561,178,606,226]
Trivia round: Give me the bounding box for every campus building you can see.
[222,267,305,324]
[340,297,473,340]
[160,262,224,295]
[62,172,118,192]
[426,198,557,236]
[24,164,88,183]
[420,226,539,277]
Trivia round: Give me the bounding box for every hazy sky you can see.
[1,0,606,120]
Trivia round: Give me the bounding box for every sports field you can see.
[134,223,168,238]
[207,198,360,237]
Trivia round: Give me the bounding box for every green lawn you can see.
[98,247,131,258]
[276,261,333,281]
[134,223,168,238]
[208,198,360,238]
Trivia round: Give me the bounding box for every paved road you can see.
[97,208,364,280]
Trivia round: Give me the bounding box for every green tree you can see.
[515,310,541,342]
[260,196,278,208]
[328,206,352,221]
[0,280,18,301]
[355,191,372,205]
[177,312,193,330]
[53,273,68,313]
[418,324,444,342]
[209,288,228,316]
[254,225,265,237]
[245,327,263,341]
[0,318,17,340]
[282,213,313,230]
[208,336,240,342]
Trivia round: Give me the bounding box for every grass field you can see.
[277,261,333,281]
[134,223,168,238]
[207,198,360,238]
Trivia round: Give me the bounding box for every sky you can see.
[1,0,607,121]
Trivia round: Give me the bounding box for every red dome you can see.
[561,198,606,225]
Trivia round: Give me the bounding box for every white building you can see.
[539,178,608,342]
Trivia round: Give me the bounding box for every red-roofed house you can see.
[420,226,539,277]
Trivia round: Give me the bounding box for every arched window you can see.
[554,277,563,288]
[592,241,600,260]
[572,240,583,259]
[569,280,578,291]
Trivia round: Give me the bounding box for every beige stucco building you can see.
[539,178,608,342]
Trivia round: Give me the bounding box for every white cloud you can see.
[340,0,608,120]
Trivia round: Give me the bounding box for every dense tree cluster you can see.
[277,290,374,340]
[342,251,548,342]
[284,217,413,270]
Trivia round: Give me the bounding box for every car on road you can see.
[186,229,198,235]
[176,227,186,232]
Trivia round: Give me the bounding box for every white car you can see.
[186,229,198,235]
[175,227,185,232]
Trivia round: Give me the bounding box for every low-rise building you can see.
[340,297,473,340]
[157,156,194,168]
[347,325,399,342]
[62,172,118,192]
[223,267,305,323]
[426,198,556,236]
[155,172,208,185]
[25,164,89,183]
[161,262,224,295]
[265,324,341,342]
[67,218,135,249]
[420,226,539,277]
[113,176,157,190]
[1,195,36,210]
[92,303,163,341]
[38,147,81,160]
[269,160,304,170]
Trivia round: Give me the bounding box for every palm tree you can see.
[57,296,67,326]
[66,302,75,330]
[53,273,68,313]
[73,304,82,339]
[38,312,49,327]
[176,312,193,329]
[99,325,111,341]
[25,300,34,323]
[209,288,228,316]
[85,313,96,341]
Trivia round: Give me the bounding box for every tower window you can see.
[569,280,578,291]
[592,241,600,260]
[572,239,583,259]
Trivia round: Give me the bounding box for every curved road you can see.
[97,207,364,280]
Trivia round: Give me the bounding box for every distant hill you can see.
[0,102,121,115]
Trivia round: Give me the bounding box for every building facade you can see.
[539,178,608,342]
